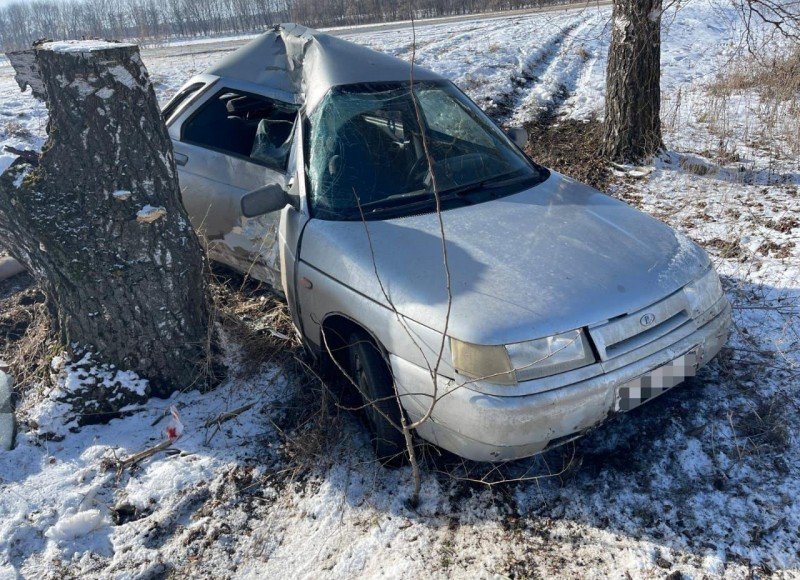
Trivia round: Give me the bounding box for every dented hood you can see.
[300,172,710,345]
[204,23,443,112]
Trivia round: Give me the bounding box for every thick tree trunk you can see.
[0,40,212,397]
[601,0,664,163]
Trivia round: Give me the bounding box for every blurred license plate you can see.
[616,348,699,412]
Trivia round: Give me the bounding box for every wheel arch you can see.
[319,312,390,376]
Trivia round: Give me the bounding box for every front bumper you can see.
[391,301,732,462]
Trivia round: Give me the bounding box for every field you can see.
[0,2,799,578]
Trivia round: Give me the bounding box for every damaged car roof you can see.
[204,23,444,111]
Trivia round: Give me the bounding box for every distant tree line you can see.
[0,0,571,51]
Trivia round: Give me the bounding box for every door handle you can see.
[174,152,188,166]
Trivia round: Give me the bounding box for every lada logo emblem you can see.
[640,313,656,327]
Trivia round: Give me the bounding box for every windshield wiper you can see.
[438,171,527,198]
[356,189,430,212]
[349,190,474,219]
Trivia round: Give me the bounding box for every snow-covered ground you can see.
[1,1,799,577]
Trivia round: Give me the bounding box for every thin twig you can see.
[203,401,257,428]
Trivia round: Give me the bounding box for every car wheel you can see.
[348,331,408,467]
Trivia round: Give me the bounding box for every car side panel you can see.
[296,259,455,376]
[174,140,284,286]
[169,79,290,287]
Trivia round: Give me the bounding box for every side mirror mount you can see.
[507,126,528,149]
[241,183,289,218]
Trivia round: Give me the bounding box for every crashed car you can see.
[163,23,732,464]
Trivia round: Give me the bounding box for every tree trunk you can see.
[0,40,213,397]
[601,0,663,163]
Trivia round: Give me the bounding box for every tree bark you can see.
[0,40,212,397]
[601,0,664,163]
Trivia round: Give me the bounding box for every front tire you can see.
[348,332,408,467]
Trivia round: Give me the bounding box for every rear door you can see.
[169,81,298,287]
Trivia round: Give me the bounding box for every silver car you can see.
[164,24,732,464]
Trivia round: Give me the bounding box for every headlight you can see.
[451,329,595,386]
[684,268,723,318]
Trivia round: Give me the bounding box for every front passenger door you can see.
[173,86,298,287]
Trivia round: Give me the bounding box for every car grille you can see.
[588,289,693,361]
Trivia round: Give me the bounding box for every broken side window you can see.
[162,82,206,124]
[182,88,298,171]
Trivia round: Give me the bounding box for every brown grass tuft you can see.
[705,46,800,157]
[0,273,57,392]
[524,117,611,191]
[710,47,800,100]
[209,265,300,378]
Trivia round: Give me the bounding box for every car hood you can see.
[300,171,710,344]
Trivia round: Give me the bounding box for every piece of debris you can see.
[3,145,39,166]
[112,189,132,201]
[0,256,25,282]
[203,402,256,429]
[165,405,184,441]
[117,439,173,472]
[610,162,654,178]
[0,369,15,451]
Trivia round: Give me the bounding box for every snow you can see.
[136,204,167,223]
[107,65,137,89]
[12,165,30,188]
[0,153,16,174]
[29,353,151,440]
[43,40,136,54]
[111,189,131,201]
[45,509,109,543]
[1,1,799,577]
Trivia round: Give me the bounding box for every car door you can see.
[170,82,299,287]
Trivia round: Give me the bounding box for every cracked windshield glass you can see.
[306,80,544,220]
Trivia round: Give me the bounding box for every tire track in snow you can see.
[559,14,611,121]
[506,12,606,126]
[483,15,588,123]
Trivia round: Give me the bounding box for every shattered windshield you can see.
[305,81,545,220]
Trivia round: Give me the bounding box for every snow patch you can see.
[31,353,150,439]
[678,438,714,479]
[68,78,97,98]
[43,40,135,54]
[12,165,32,188]
[0,153,18,174]
[111,189,131,201]
[45,509,108,542]
[108,65,137,89]
[136,205,166,223]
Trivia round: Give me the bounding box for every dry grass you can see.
[0,120,33,139]
[0,274,57,393]
[209,265,300,377]
[524,117,612,191]
[710,47,800,100]
[208,265,346,474]
[703,45,800,158]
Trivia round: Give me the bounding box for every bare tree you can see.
[0,0,575,51]
[601,0,799,164]
[0,41,213,397]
